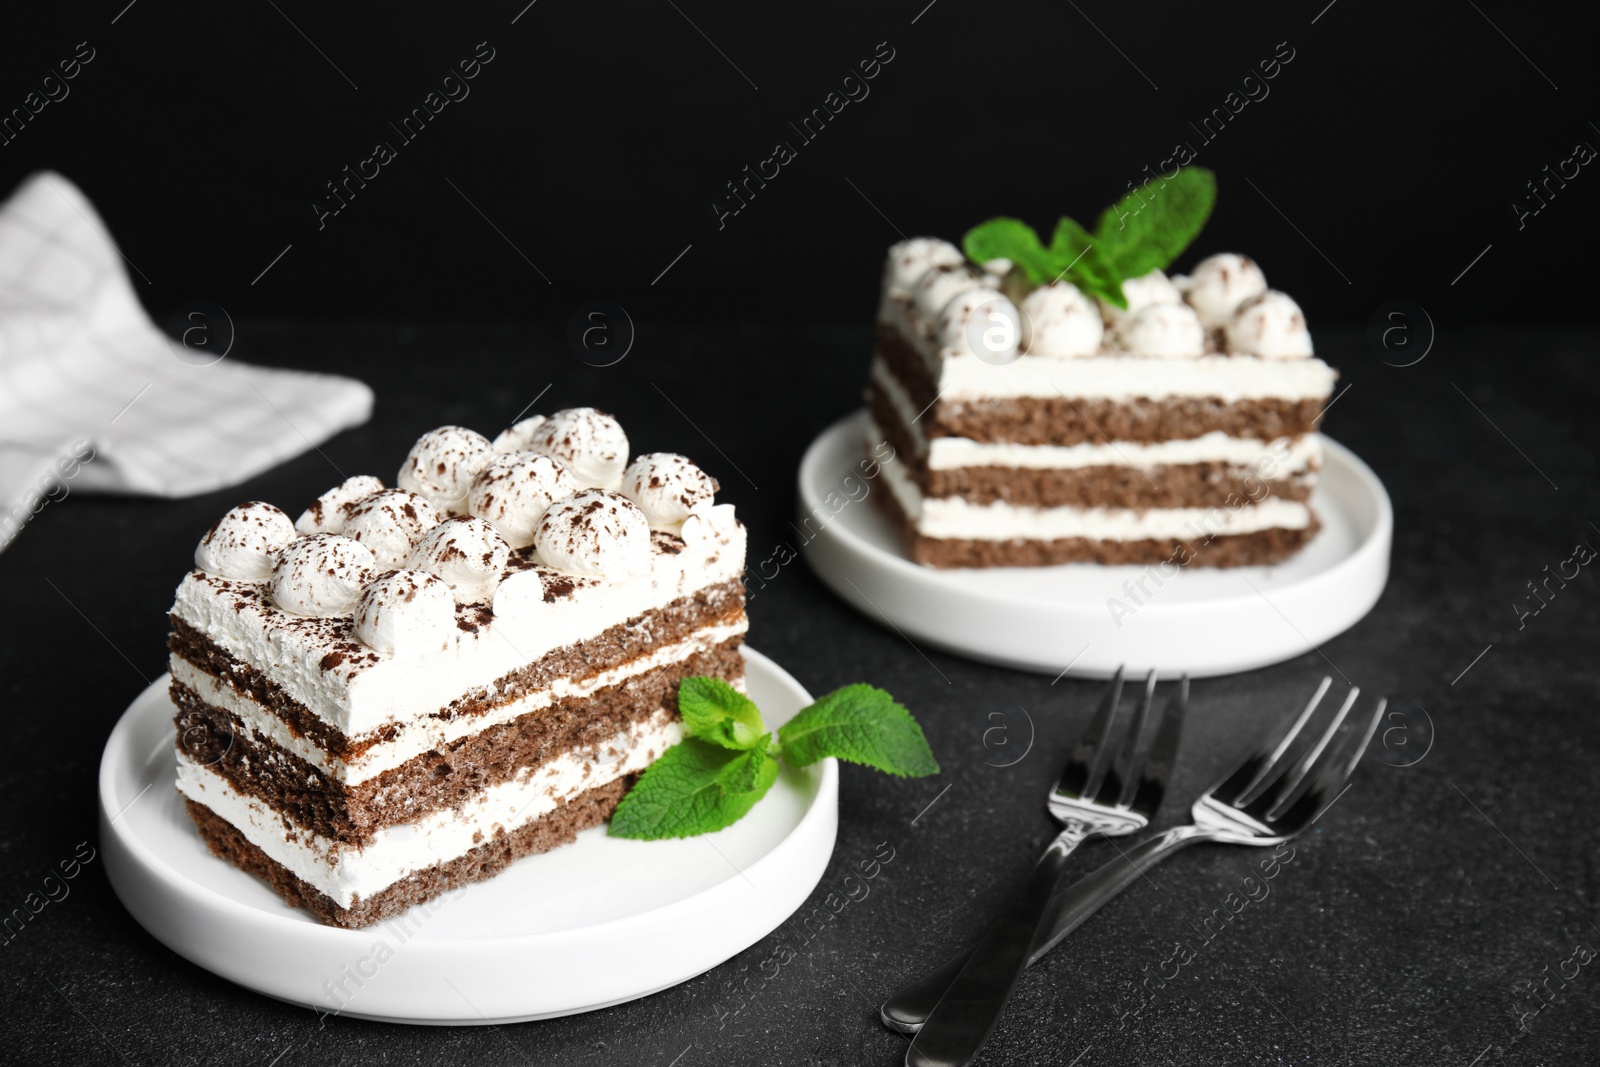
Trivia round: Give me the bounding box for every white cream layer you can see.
[877,439,1312,541]
[934,348,1334,402]
[176,711,682,909]
[880,303,1336,402]
[171,510,746,736]
[169,617,747,785]
[871,361,1321,474]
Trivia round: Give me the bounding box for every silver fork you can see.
[887,667,1187,1064]
[887,677,1387,1062]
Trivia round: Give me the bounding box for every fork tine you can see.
[1273,696,1387,826]
[1056,667,1124,799]
[1337,696,1386,784]
[1262,687,1360,819]
[1107,670,1157,807]
[1126,674,1187,816]
[1227,676,1334,804]
[1302,696,1386,816]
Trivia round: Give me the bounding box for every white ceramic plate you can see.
[797,410,1391,678]
[100,647,836,1025]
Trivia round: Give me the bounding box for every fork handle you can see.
[905,825,1092,1067]
[881,825,1211,1037]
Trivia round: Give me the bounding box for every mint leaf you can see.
[1049,217,1126,309]
[1092,166,1216,280]
[962,218,1056,284]
[718,732,778,795]
[777,684,939,777]
[678,676,765,750]
[608,737,778,839]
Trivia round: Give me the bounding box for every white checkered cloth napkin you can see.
[0,171,373,553]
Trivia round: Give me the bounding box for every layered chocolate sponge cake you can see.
[168,409,745,927]
[868,241,1337,568]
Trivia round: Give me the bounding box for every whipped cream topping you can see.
[939,287,1022,364]
[1119,302,1206,358]
[468,451,578,548]
[1122,269,1183,312]
[195,502,296,581]
[911,264,989,324]
[352,569,457,656]
[679,502,739,553]
[173,505,747,733]
[491,415,547,453]
[1100,269,1182,331]
[269,534,378,616]
[396,426,495,515]
[981,258,1015,278]
[405,516,511,604]
[525,407,629,490]
[343,488,442,569]
[876,239,1323,370]
[294,475,385,536]
[883,238,964,299]
[178,409,746,701]
[1185,253,1268,329]
[1020,283,1104,358]
[535,489,651,578]
[1226,290,1314,359]
[621,453,717,530]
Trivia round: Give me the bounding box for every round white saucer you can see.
[796,410,1391,679]
[100,647,836,1025]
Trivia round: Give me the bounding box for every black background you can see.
[2,0,1596,328]
[3,3,1600,1066]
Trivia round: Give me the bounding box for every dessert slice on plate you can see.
[168,408,745,928]
[866,170,1337,568]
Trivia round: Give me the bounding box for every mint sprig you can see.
[961,166,1217,310]
[608,680,939,840]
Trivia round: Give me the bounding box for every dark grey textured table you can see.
[2,319,1596,1066]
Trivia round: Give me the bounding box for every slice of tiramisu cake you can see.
[169,408,745,927]
[867,171,1336,568]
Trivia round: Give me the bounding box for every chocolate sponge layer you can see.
[168,579,745,766]
[872,466,1319,569]
[866,387,1314,511]
[183,779,633,929]
[172,638,741,843]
